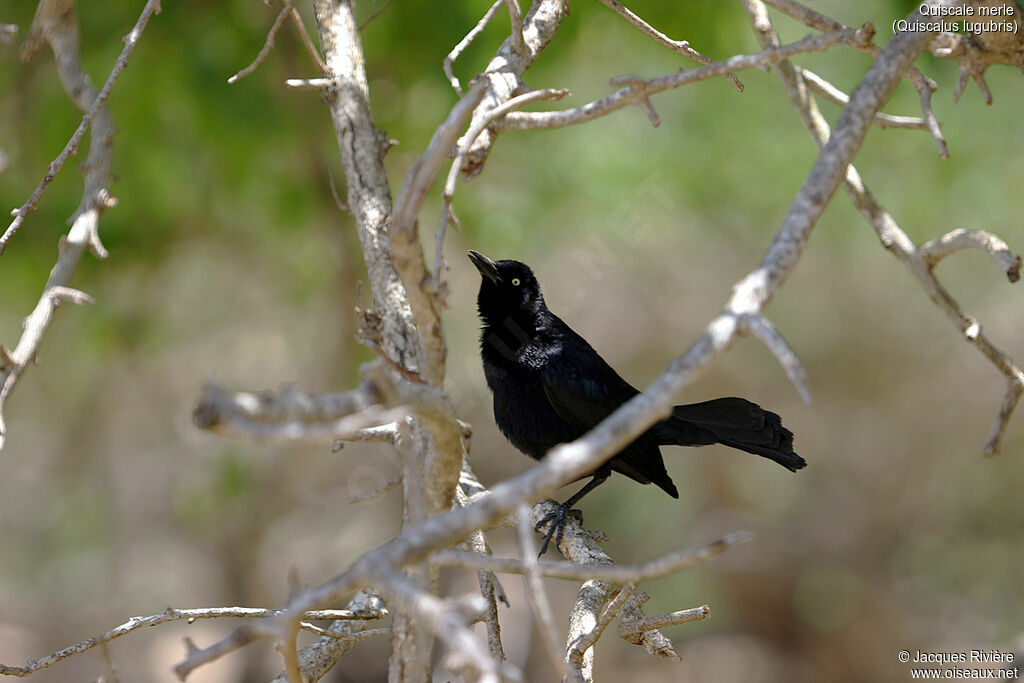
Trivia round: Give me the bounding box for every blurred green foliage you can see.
[2,1,1024,681]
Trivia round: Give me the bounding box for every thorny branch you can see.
[0,605,387,678]
[0,0,162,451]
[745,0,1024,456]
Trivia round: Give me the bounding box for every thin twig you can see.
[596,0,743,92]
[289,7,327,73]
[516,505,565,677]
[920,228,1021,281]
[443,0,503,94]
[566,583,637,669]
[497,27,873,131]
[617,604,709,637]
[758,0,948,157]
[505,0,525,56]
[796,67,928,130]
[357,0,395,31]
[1,0,161,254]
[228,0,293,84]
[0,607,385,677]
[431,532,752,582]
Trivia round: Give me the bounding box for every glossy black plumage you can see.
[468,250,805,553]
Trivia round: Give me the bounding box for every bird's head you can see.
[467,250,546,325]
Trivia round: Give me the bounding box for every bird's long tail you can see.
[650,397,805,472]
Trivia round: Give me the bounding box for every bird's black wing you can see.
[539,323,678,496]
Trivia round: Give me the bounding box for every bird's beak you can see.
[467,250,501,284]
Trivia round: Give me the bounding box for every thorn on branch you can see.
[609,74,660,127]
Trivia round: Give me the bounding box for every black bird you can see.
[468,250,805,555]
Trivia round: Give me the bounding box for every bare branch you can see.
[356,0,395,32]
[430,531,752,583]
[516,505,565,677]
[436,87,569,282]
[461,0,570,177]
[744,0,1024,456]
[228,0,293,84]
[615,592,683,660]
[497,26,874,131]
[0,0,162,451]
[920,228,1022,282]
[288,6,327,73]
[192,380,401,444]
[443,0,504,94]
[0,606,384,678]
[796,67,928,130]
[268,590,386,683]
[595,0,743,92]
[505,0,526,57]
[285,76,332,89]
[565,583,636,678]
[736,313,811,404]
[346,475,402,505]
[2,0,160,255]
[617,604,709,638]
[758,0,948,157]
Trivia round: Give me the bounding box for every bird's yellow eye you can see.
[511,278,521,286]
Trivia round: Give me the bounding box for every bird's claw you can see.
[534,504,583,556]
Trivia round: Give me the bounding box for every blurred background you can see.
[1,1,1023,681]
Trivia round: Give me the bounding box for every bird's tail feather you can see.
[651,397,805,472]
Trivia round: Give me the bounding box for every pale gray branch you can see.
[0,0,162,452]
[758,0,948,157]
[737,313,811,404]
[920,228,1022,282]
[516,505,565,678]
[0,606,385,678]
[796,67,928,130]
[430,532,752,583]
[443,0,503,94]
[617,604,709,638]
[268,590,386,683]
[595,0,743,92]
[745,0,1024,457]
[228,0,293,84]
[497,26,874,131]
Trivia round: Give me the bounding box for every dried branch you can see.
[268,590,386,683]
[505,0,526,57]
[455,481,507,663]
[356,0,395,31]
[758,0,948,157]
[617,603,709,638]
[796,67,928,130]
[436,87,568,283]
[497,26,874,131]
[0,0,162,452]
[596,0,743,92]
[745,0,1024,456]
[928,2,1024,105]
[228,0,293,84]
[0,606,384,678]
[289,6,327,72]
[920,228,1022,281]
[3,0,159,254]
[565,584,636,681]
[737,313,811,404]
[461,0,570,177]
[430,531,751,583]
[517,506,566,677]
[443,0,504,94]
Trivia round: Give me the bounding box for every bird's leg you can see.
[534,470,610,556]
